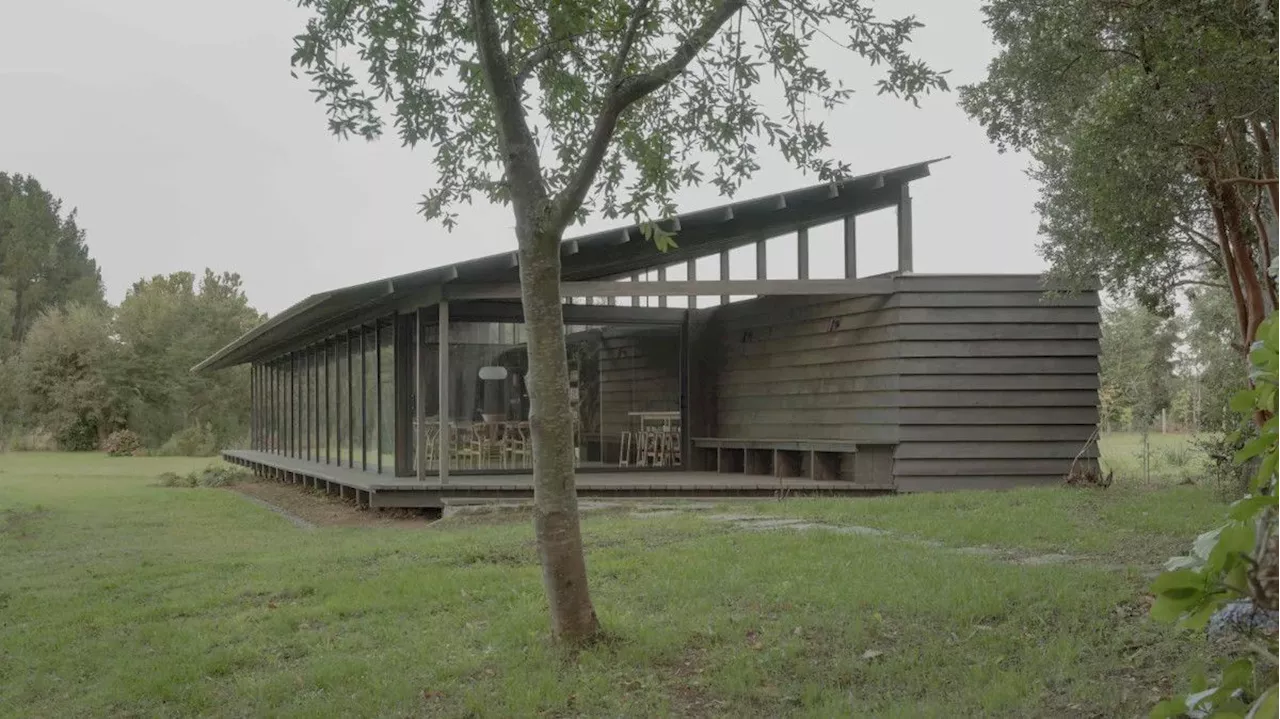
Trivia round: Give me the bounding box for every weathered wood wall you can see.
[699,275,1101,490]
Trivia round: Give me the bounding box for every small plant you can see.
[0,427,57,452]
[196,465,251,488]
[1150,313,1278,719]
[155,471,197,488]
[102,430,143,457]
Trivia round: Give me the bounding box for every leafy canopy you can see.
[960,0,1277,310]
[290,0,949,230]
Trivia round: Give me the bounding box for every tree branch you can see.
[468,0,547,223]
[514,32,592,86]
[550,0,747,230]
[609,0,652,87]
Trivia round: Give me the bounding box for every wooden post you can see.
[438,300,450,484]
[250,364,257,450]
[897,184,913,273]
[719,251,730,305]
[416,308,427,482]
[360,327,368,471]
[797,227,809,280]
[686,258,697,308]
[375,322,383,474]
[756,240,767,280]
[657,266,667,308]
[843,215,857,278]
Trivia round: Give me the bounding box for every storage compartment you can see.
[745,448,774,476]
[775,449,804,478]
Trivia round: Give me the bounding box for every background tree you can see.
[0,173,104,354]
[1178,283,1248,433]
[15,303,128,450]
[960,0,1277,356]
[291,0,946,643]
[1099,300,1177,433]
[114,270,262,448]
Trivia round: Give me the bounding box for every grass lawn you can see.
[1,452,1227,718]
[1099,432,1209,487]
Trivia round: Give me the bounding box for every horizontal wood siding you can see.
[890,276,1100,490]
[709,295,901,462]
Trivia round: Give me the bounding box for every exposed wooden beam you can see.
[446,278,895,300]
[686,258,697,308]
[897,184,913,273]
[561,239,579,256]
[756,240,767,280]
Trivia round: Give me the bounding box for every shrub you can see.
[157,424,219,457]
[0,427,58,452]
[1193,427,1255,501]
[58,417,99,451]
[155,471,197,488]
[196,465,251,487]
[102,430,143,457]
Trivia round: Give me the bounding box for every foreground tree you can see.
[961,0,1277,360]
[291,0,946,642]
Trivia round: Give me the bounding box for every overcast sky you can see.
[0,0,1043,315]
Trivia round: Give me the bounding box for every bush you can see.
[102,430,143,457]
[1193,428,1254,500]
[197,465,250,487]
[156,424,219,457]
[155,471,197,488]
[0,427,58,452]
[58,417,99,451]
[154,465,249,488]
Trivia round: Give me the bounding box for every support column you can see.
[250,364,257,450]
[657,267,667,308]
[719,251,730,305]
[897,184,913,273]
[756,240,767,280]
[415,308,426,482]
[686,258,697,308]
[797,227,809,280]
[843,215,857,279]
[437,300,450,485]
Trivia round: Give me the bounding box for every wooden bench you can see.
[691,437,859,481]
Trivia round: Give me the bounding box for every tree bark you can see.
[518,223,600,642]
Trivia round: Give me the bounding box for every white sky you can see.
[0,0,1045,316]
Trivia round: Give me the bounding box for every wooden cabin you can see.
[200,158,1102,507]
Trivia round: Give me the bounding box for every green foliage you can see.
[1150,313,1278,718]
[0,173,105,357]
[1181,285,1251,433]
[1100,300,1178,430]
[154,464,249,488]
[114,271,261,448]
[155,424,219,458]
[290,1,948,229]
[13,303,129,449]
[0,427,57,452]
[960,0,1277,314]
[102,430,143,458]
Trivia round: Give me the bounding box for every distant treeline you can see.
[0,172,262,452]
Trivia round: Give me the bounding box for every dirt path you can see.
[230,482,437,528]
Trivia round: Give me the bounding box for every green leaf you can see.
[1220,658,1254,692]
[1151,698,1186,719]
[1235,434,1273,463]
[1246,685,1278,719]
[1231,390,1258,413]
[1151,591,1202,622]
[1151,569,1207,593]
[1208,523,1255,572]
[1229,496,1277,522]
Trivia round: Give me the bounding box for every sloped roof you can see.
[195,157,944,371]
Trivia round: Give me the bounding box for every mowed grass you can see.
[0,453,1225,718]
[1100,432,1209,487]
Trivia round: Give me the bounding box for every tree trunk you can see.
[517,222,600,644]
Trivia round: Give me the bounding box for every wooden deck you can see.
[222,450,895,509]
